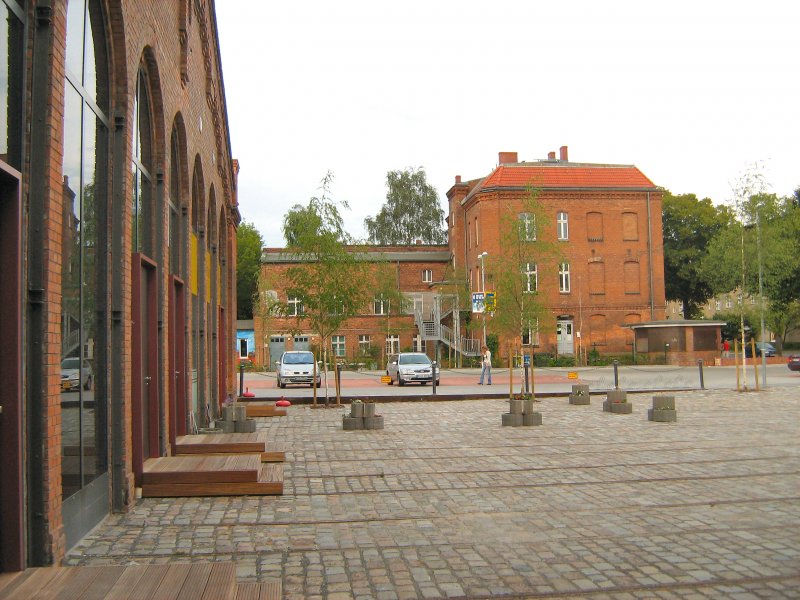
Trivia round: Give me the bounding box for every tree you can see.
[662,192,734,318]
[280,173,373,404]
[364,167,447,245]
[236,221,264,320]
[488,187,557,388]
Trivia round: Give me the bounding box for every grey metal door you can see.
[557,319,574,355]
[268,336,286,371]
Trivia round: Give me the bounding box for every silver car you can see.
[386,352,439,386]
[276,351,321,388]
[61,357,93,391]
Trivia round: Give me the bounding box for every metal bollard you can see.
[239,363,244,397]
[613,360,620,390]
[524,363,530,394]
[698,358,705,390]
[432,361,438,395]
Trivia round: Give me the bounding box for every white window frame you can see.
[238,338,249,359]
[385,335,400,355]
[287,296,303,316]
[413,335,425,353]
[522,319,540,346]
[559,262,571,293]
[726,297,732,309]
[358,334,371,354]
[519,212,536,241]
[715,300,721,310]
[422,269,433,283]
[373,296,390,315]
[557,211,569,240]
[332,335,346,357]
[522,262,537,293]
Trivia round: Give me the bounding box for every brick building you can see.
[257,246,457,369]
[449,148,666,358]
[1,0,239,570]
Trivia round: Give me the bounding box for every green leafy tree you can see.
[236,221,264,320]
[662,192,734,318]
[489,187,558,388]
[364,167,447,245]
[280,173,373,404]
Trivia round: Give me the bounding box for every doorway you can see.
[0,166,23,571]
[132,254,160,484]
[557,318,575,355]
[168,276,186,448]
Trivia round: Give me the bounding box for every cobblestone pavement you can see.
[67,387,800,599]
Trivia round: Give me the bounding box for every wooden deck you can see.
[244,404,287,418]
[141,455,283,498]
[174,433,285,463]
[0,562,280,600]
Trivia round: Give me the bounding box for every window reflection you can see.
[61,0,108,500]
[1,2,24,169]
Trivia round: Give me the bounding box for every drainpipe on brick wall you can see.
[646,191,655,320]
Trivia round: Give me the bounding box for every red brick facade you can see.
[2,0,238,569]
[448,150,666,358]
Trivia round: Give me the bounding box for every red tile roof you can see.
[479,163,656,190]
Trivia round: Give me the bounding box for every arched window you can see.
[169,121,184,275]
[61,0,110,501]
[132,68,153,253]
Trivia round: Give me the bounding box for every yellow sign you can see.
[567,371,578,379]
[381,376,392,384]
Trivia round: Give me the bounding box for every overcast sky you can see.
[215,0,800,246]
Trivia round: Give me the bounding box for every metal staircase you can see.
[413,293,480,357]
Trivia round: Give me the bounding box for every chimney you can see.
[559,145,568,161]
[498,151,518,165]
[547,151,556,160]
[455,175,462,184]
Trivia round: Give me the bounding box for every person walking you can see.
[479,345,492,385]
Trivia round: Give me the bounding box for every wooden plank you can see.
[147,563,193,600]
[66,566,126,600]
[174,563,213,600]
[38,566,101,600]
[142,464,282,497]
[3,567,70,600]
[125,564,170,600]
[200,563,235,600]
[259,580,282,600]
[235,581,281,600]
[177,450,284,463]
[245,405,287,418]
[142,455,260,485]
[174,433,267,455]
[0,571,25,597]
[102,565,150,600]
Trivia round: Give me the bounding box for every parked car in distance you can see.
[386,352,439,386]
[276,351,321,388]
[744,342,776,357]
[60,357,93,391]
[787,355,800,372]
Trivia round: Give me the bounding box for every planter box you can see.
[233,404,248,422]
[523,399,535,414]
[571,384,589,395]
[363,403,376,418]
[222,405,235,422]
[342,416,364,431]
[648,408,677,422]
[350,403,364,418]
[603,400,632,414]
[502,413,523,427]
[569,393,590,405]
[220,420,235,434]
[652,395,675,410]
[364,415,384,430]
[509,399,523,415]
[606,389,627,403]
[522,412,542,426]
[234,419,256,433]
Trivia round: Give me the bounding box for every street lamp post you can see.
[478,252,488,346]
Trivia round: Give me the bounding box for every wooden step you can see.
[235,581,282,600]
[175,433,267,455]
[245,404,287,418]
[142,463,283,497]
[142,454,261,485]
[186,450,285,463]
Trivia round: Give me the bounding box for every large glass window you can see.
[331,335,346,357]
[373,295,389,315]
[1,0,24,170]
[61,0,109,500]
[132,70,153,253]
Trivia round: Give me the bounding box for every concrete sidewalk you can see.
[67,387,800,599]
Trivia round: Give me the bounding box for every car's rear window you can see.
[284,352,313,364]
[62,358,80,369]
[399,354,430,365]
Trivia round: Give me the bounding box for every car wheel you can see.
[436,379,440,386]
[278,378,286,389]
[421,381,427,385]
[398,375,405,386]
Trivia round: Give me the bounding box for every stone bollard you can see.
[342,415,364,430]
[648,395,677,422]
[509,399,523,415]
[234,418,256,433]
[603,389,632,414]
[233,404,248,422]
[522,412,543,426]
[502,413,523,427]
[363,402,376,418]
[350,402,364,418]
[364,415,384,430]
